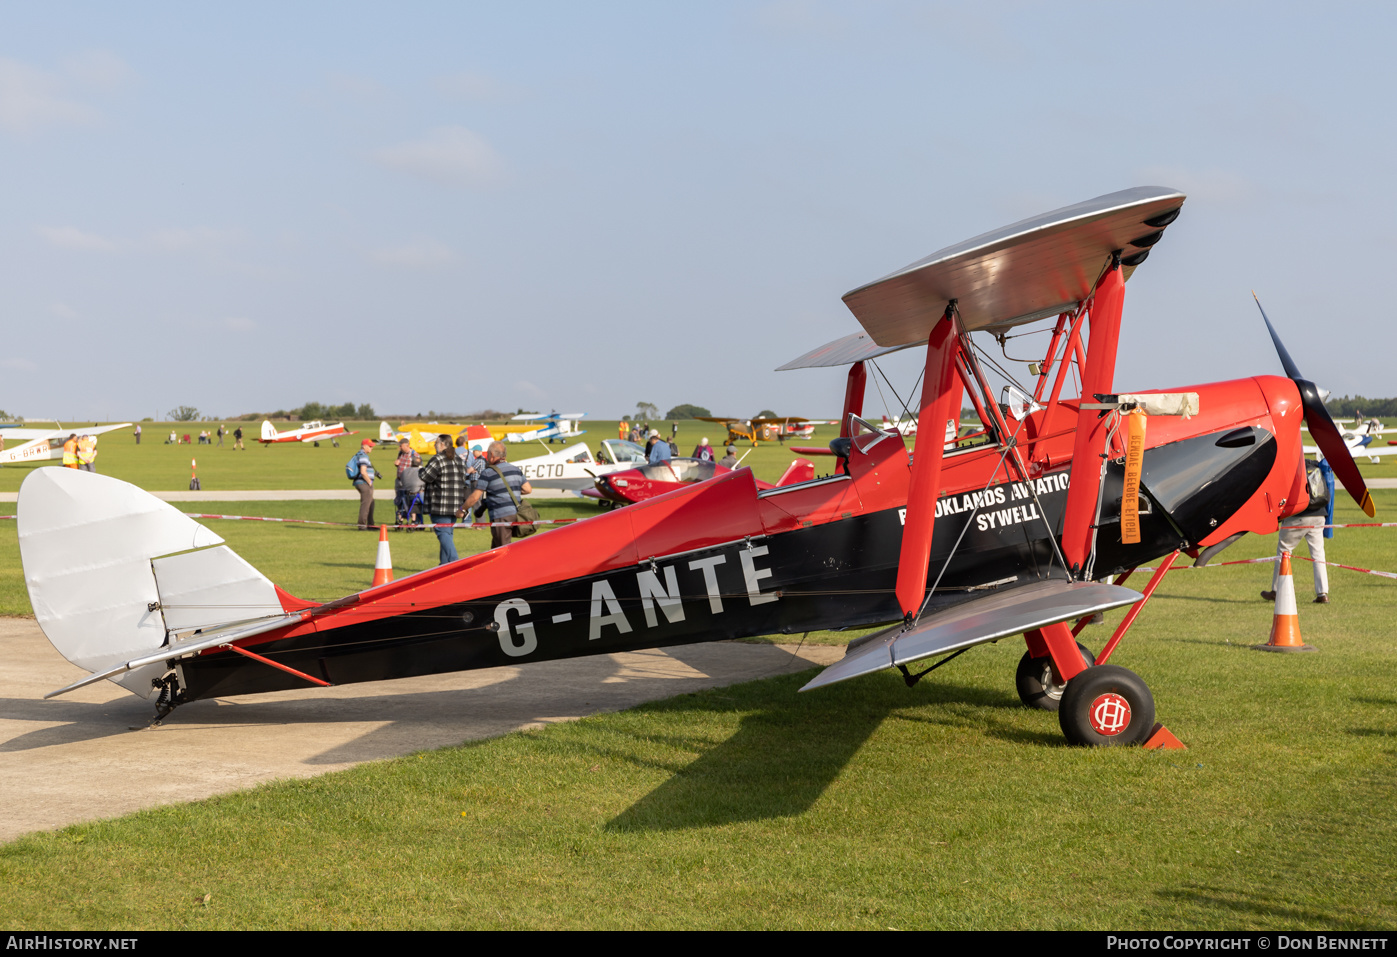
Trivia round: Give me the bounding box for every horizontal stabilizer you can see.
[152,545,283,634]
[800,580,1142,692]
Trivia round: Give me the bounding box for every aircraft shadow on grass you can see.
[1156,884,1350,926]
[0,645,830,767]
[0,696,152,751]
[606,670,1030,832]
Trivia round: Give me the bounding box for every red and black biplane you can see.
[18,186,1373,745]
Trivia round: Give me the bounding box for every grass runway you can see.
[0,423,1394,928]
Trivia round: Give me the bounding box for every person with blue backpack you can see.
[346,439,379,530]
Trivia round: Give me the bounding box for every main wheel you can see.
[1015,642,1096,711]
[1058,665,1155,747]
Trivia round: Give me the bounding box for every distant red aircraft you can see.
[585,458,817,507]
[258,419,356,445]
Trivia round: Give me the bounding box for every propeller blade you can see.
[1298,382,1374,516]
[1252,292,1303,381]
[1253,294,1375,517]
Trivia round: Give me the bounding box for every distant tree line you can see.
[625,402,716,420]
[665,404,711,419]
[377,409,513,422]
[1325,396,1397,418]
[236,402,377,421]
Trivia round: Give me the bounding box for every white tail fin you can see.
[18,469,284,699]
[379,421,394,441]
[261,419,278,441]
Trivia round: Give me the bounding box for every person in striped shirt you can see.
[465,441,533,549]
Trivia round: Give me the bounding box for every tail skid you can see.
[18,469,292,700]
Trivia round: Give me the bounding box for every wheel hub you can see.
[1088,692,1132,736]
[1039,662,1066,701]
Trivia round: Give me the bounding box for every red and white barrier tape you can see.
[1294,554,1397,581]
[0,513,580,529]
[1142,554,1397,581]
[181,513,582,529]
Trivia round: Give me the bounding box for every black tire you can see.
[1015,642,1096,711]
[1058,665,1155,747]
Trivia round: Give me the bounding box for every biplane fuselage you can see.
[171,372,1302,701]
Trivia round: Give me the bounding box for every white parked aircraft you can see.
[259,420,356,445]
[1304,429,1397,464]
[0,422,133,466]
[511,439,646,497]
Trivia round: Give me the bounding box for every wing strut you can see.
[1060,256,1126,575]
[894,304,964,618]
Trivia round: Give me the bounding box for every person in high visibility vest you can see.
[77,434,98,472]
[61,435,79,469]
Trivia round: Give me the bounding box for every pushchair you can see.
[395,466,426,529]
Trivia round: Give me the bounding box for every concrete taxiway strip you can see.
[0,617,842,843]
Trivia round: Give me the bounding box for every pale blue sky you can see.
[2,2,1392,422]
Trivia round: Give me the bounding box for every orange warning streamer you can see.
[1120,409,1147,545]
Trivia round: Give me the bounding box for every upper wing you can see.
[842,186,1186,346]
[0,422,132,441]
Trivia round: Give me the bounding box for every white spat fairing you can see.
[17,468,280,699]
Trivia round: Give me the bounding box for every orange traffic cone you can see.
[371,524,393,587]
[1254,551,1315,653]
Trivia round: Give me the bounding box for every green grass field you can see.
[0,426,1394,928]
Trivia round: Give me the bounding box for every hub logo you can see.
[1090,693,1132,735]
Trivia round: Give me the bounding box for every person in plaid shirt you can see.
[419,434,469,564]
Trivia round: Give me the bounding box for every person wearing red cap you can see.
[348,439,379,530]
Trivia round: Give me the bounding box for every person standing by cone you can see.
[347,439,378,531]
[1261,459,1331,604]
